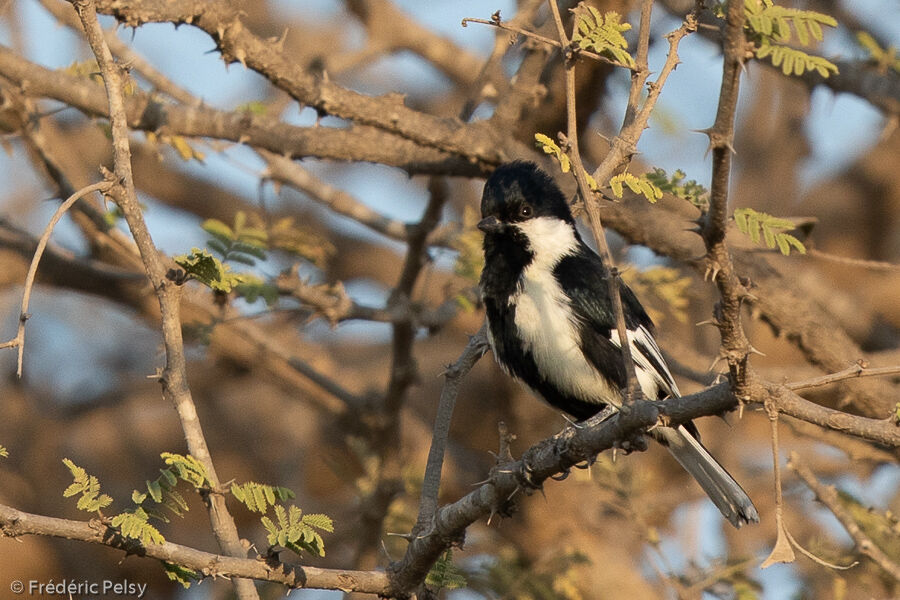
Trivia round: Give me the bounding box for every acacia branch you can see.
[69,2,257,597]
[0,502,391,594]
[789,452,900,581]
[412,323,489,536]
[0,45,493,175]
[88,0,506,163]
[700,0,754,396]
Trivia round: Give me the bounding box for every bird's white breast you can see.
[511,217,619,406]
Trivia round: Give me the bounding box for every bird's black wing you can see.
[553,247,680,401]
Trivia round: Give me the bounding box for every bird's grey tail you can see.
[655,425,759,528]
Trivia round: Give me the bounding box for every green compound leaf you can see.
[426,549,467,590]
[231,481,296,514]
[163,562,200,589]
[111,507,166,546]
[262,504,334,557]
[571,4,635,68]
[609,172,663,203]
[173,249,249,293]
[734,207,806,256]
[730,0,838,78]
[62,458,113,514]
[534,133,570,173]
[645,167,709,209]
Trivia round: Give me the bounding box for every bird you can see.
[477,161,759,528]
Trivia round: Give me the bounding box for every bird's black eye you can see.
[518,204,533,218]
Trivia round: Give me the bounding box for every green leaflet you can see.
[570,5,635,68]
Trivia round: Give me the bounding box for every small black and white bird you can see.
[478,161,758,528]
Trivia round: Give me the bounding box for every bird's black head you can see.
[478,161,574,234]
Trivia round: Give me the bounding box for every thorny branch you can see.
[700,0,754,398]
[69,1,257,598]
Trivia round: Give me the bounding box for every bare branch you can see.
[69,1,257,597]
[0,502,391,594]
[413,323,489,536]
[0,180,111,376]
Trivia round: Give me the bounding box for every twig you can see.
[460,16,634,70]
[591,5,698,186]
[789,452,900,581]
[622,0,654,129]
[546,0,641,403]
[787,362,900,392]
[355,179,450,567]
[38,0,197,104]
[762,382,899,447]
[807,248,900,272]
[0,180,111,376]
[69,2,257,598]
[0,502,391,594]
[761,403,795,568]
[412,323,489,536]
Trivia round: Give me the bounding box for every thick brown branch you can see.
[0,45,491,175]
[89,0,507,163]
[700,0,753,396]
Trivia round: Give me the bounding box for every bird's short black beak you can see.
[477,216,502,234]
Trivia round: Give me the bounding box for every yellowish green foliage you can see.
[163,563,200,589]
[128,452,209,528]
[609,172,663,203]
[230,481,295,513]
[856,32,900,73]
[260,505,334,557]
[621,266,691,324]
[645,167,708,209]
[235,100,268,115]
[734,207,806,256]
[110,508,165,546]
[174,248,252,293]
[534,133,600,192]
[145,132,206,162]
[534,133,571,173]
[729,0,838,78]
[426,549,467,590]
[755,42,838,77]
[0,445,7,458]
[570,4,635,68]
[62,458,113,514]
[181,211,331,305]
